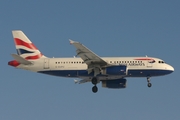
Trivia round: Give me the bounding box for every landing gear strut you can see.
[147,77,152,87]
[92,77,98,85]
[91,77,98,93]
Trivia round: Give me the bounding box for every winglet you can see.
[69,39,79,44]
[69,39,75,44]
[74,79,79,84]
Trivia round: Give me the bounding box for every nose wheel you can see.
[147,77,152,87]
[148,83,152,87]
[91,77,98,93]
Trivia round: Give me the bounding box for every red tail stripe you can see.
[14,38,38,50]
[25,53,43,60]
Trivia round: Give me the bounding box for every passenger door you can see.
[147,61,153,67]
[44,58,49,69]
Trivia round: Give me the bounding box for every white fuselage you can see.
[17,57,174,81]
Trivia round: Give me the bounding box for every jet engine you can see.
[102,79,127,89]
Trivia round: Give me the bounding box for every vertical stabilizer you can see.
[12,30,46,60]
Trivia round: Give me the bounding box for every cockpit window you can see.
[159,61,165,63]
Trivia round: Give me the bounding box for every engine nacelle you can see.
[102,79,127,89]
[102,65,127,75]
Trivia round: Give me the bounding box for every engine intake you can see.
[102,79,127,89]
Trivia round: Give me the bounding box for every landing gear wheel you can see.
[92,86,98,93]
[148,83,152,87]
[92,77,98,85]
[147,77,152,88]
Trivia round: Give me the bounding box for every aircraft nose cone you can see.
[167,65,174,73]
[170,66,174,72]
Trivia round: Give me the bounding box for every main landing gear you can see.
[147,77,152,87]
[92,77,98,93]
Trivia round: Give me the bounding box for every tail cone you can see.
[8,60,20,67]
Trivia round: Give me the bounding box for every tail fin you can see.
[12,30,46,60]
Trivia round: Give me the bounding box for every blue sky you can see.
[1,0,180,120]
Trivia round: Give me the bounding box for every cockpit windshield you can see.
[158,61,165,63]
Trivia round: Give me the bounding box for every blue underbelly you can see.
[38,69,173,78]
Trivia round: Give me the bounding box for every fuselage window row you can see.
[55,61,143,64]
[55,61,83,64]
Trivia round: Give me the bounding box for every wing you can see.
[70,40,108,76]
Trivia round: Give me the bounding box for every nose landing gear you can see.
[147,77,152,87]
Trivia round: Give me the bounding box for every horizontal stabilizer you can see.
[11,54,32,65]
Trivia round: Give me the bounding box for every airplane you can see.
[8,30,174,93]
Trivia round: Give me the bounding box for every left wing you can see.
[70,40,108,76]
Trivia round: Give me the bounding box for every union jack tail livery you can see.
[12,30,45,60]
